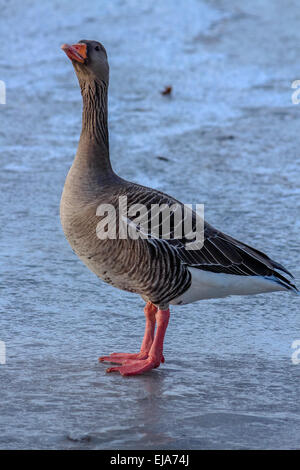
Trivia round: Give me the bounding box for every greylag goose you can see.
[60,40,298,376]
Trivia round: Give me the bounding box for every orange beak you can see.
[61,43,87,63]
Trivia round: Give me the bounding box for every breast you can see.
[60,192,141,293]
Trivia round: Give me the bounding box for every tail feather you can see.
[268,272,299,294]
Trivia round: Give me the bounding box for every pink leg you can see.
[106,308,170,376]
[99,302,160,364]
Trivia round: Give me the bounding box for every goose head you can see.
[61,39,109,85]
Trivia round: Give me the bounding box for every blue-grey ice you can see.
[0,0,300,450]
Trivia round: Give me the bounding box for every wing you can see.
[123,182,297,293]
[176,222,294,280]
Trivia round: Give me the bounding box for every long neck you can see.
[76,79,112,174]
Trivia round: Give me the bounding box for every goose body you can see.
[60,40,298,376]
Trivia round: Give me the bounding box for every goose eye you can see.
[95,46,100,51]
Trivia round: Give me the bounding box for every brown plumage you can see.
[60,40,297,376]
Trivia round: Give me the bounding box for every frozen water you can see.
[0,0,300,449]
